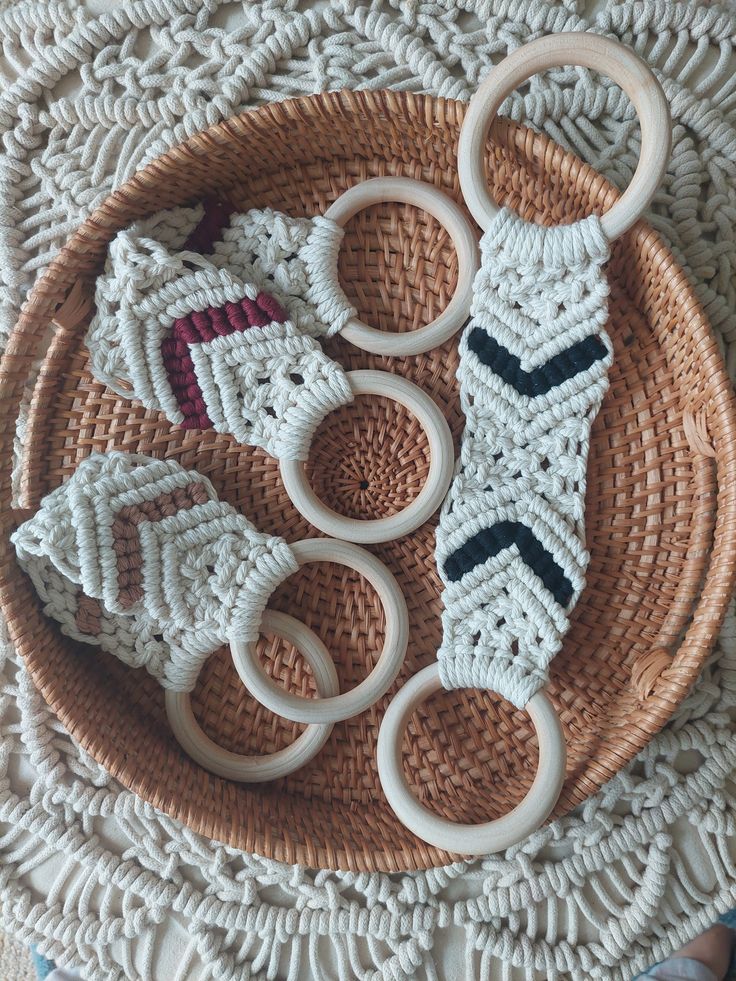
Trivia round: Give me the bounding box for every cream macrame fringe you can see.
[1,1,736,979]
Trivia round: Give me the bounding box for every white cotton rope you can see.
[436,210,612,708]
[2,2,736,979]
[88,202,355,461]
[11,451,299,692]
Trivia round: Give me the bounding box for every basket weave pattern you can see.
[1,91,735,872]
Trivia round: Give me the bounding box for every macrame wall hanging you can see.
[378,33,673,854]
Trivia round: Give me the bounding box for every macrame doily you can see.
[2,1,736,979]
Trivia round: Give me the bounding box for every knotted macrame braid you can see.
[88,200,355,461]
[209,203,357,337]
[436,210,612,709]
[12,451,298,692]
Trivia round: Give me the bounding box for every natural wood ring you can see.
[458,33,672,241]
[231,538,410,724]
[326,177,479,355]
[377,663,566,854]
[279,370,455,544]
[165,611,338,781]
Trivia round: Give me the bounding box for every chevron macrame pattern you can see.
[11,451,298,692]
[436,210,612,709]
[145,197,357,336]
[88,201,354,461]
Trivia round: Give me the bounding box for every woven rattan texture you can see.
[3,93,735,872]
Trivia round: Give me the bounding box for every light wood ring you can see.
[279,369,455,545]
[376,663,566,854]
[325,177,479,355]
[165,611,338,781]
[231,537,410,724]
[458,33,672,241]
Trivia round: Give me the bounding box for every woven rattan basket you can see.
[2,91,736,872]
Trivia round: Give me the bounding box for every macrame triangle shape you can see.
[12,452,298,691]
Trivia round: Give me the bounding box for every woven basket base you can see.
[2,92,736,871]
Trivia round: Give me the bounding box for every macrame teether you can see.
[166,610,340,782]
[378,34,672,854]
[90,224,354,462]
[183,176,478,356]
[231,537,410,725]
[87,176,473,543]
[13,451,410,775]
[321,177,479,356]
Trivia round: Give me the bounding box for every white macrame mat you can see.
[1,1,736,979]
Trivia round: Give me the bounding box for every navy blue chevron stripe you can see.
[467,326,608,397]
[443,520,574,607]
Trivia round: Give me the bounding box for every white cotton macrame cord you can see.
[11,450,299,692]
[87,196,458,545]
[88,205,355,463]
[436,209,612,709]
[376,206,614,853]
[2,1,736,979]
[213,206,358,338]
[87,185,473,468]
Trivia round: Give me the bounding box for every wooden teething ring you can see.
[166,610,338,781]
[376,663,566,854]
[458,32,672,241]
[231,538,410,724]
[326,176,479,355]
[280,369,455,545]
[376,35,672,854]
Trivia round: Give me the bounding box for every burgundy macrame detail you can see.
[183,196,236,253]
[160,336,212,428]
[161,292,288,430]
